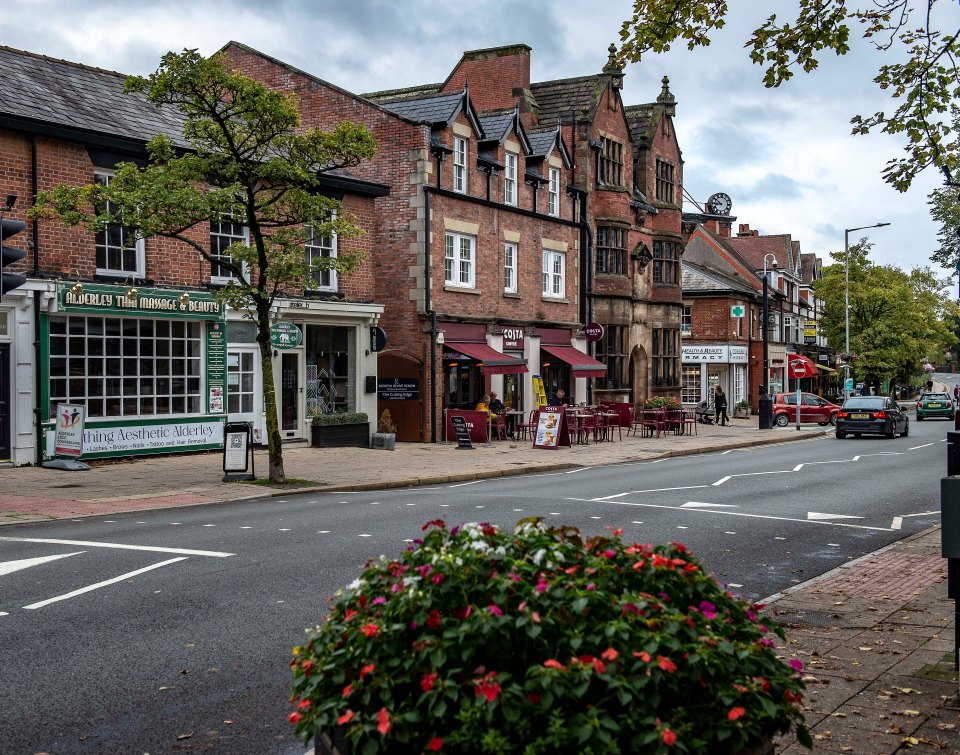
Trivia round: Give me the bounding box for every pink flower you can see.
[531,611,540,623]
[745,609,756,621]
[603,549,617,558]
[474,671,501,702]
[487,604,503,617]
[536,578,548,592]
[543,659,566,670]
[507,571,522,582]
[417,564,432,578]
[431,573,444,585]
[421,672,438,692]
[728,707,746,721]
[758,638,774,648]
[789,659,804,672]
[662,728,676,746]
[586,583,596,591]
[371,596,386,605]
[699,600,717,619]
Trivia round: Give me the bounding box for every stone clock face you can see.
[707,192,732,215]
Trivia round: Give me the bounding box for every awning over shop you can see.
[540,344,607,378]
[787,353,820,378]
[816,364,838,375]
[446,342,528,375]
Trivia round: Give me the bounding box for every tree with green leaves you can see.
[31,50,377,483]
[618,1,958,192]
[929,107,960,271]
[813,238,957,387]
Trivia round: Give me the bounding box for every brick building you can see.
[0,45,388,465]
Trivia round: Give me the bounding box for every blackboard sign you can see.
[378,377,420,400]
[450,415,475,450]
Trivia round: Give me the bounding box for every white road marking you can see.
[724,531,736,535]
[828,543,840,547]
[278,528,291,531]
[720,450,733,455]
[676,525,688,529]
[202,524,216,527]
[564,468,589,474]
[775,537,786,540]
[368,501,380,505]
[807,512,863,521]
[317,530,330,534]
[513,508,523,512]
[550,512,561,515]
[681,502,737,509]
[405,503,417,506]
[712,476,731,486]
[23,557,188,610]
[596,501,894,531]
[449,480,485,488]
[891,517,903,530]
[358,534,372,538]
[632,521,643,524]
[475,505,485,508]
[0,537,234,558]
[727,583,743,588]
[0,612,8,616]
[0,552,84,577]
[903,510,940,517]
[593,485,710,501]
[240,526,252,529]
[909,443,934,450]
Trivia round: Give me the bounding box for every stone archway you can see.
[630,345,648,407]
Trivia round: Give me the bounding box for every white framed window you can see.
[94,171,144,277]
[453,136,468,194]
[548,167,560,216]
[681,365,701,404]
[210,212,248,283]
[681,305,692,335]
[504,241,517,293]
[306,221,337,291]
[504,152,518,206]
[542,249,565,298]
[444,231,475,288]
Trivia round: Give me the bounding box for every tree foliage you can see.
[31,49,377,482]
[812,239,957,385]
[618,1,959,192]
[929,106,960,270]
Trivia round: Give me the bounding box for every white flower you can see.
[347,578,366,592]
[532,548,546,566]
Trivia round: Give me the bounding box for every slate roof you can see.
[800,253,820,284]
[377,90,467,127]
[478,110,515,142]
[527,129,558,157]
[682,260,759,297]
[361,83,441,103]
[624,104,654,145]
[0,45,189,149]
[530,75,606,125]
[726,233,797,274]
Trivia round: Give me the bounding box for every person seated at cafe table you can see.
[548,387,569,406]
[475,394,493,416]
[489,392,505,416]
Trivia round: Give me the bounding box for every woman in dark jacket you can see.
[714,386,729,426]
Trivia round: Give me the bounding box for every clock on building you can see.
[707,192,732,215]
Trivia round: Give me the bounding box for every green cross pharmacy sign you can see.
[730,305,745,318]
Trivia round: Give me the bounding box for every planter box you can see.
[310,423,369,448]
[734,406,752,419]
[370,432,396,450]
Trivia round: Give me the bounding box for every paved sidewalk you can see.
[1,416,958,752]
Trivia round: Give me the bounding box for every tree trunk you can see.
[256,301,286,483]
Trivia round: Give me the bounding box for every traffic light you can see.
[1,217,27,295]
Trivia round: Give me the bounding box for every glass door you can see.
[280,350,303,440]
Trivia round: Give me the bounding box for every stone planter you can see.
[370,431,396,450]
[310,422,369,448]
[734,405,752,419]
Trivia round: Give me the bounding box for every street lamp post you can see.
[843,222,890,399]
[759,253,777,429]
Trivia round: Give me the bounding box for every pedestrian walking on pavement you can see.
[714,386,730,426]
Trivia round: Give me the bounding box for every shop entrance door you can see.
[0,344,9,459]
[279,350,303,440]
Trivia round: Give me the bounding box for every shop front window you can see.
[444,358,481,410]
[304,325,354,415]
[48,315,203,419]
[681,365,701,404]
[539,362,569,404]
[596,325,626,389]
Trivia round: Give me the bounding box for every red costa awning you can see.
[540,344,607,378]
[446,342,528,375]
[787,353,819,378]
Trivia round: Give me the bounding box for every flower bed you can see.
[290,519,810,753]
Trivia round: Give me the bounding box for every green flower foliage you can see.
[289,520,810,754]
[644,397,682,409]
[310,412,369,426]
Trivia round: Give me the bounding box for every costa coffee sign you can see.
[583,322,604,342]
[502,327,524,350]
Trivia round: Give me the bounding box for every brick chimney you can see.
[737,224,759,237]
[441,44,532,114]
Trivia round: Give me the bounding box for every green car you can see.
[916,392,955,420]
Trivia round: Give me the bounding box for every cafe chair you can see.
[565,411,581,444]
[518,410,538,440]
[640,409,663,438]
[494,413,508,440]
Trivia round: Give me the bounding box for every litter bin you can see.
[758,390,773,430]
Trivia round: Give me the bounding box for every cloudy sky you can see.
[5,0,954,275]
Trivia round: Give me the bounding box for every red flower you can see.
[543,659,567,670]
[526,692,541,704]
[453,605,472,620]
[342,682,353,698]
[297,699,311,710]
[474,671,501,702]
[288,712,301,724]
[337,709,355,725]
[427,737,443,751]
[360,663,375,679]
[487,604,503,617]
[657,656,677,673]
[728,707,746,721]
[427,610,442,628]
[634,651,651,663]
[377,706,390,735]
[360,623,379,637]
[344,608,357,621]
[601,647,618,661]
[593,658,607,674]
[421,672,438,692]
[300,660,315,674]
[422,519,445,531]
[662,728,677,746]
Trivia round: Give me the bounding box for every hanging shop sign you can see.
[58,283,223,320]
[583,322,605,342]
[501,327,525,350]
[370,326,388,352]
[270,322,303,349]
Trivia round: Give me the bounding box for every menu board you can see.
[533,405,571,449]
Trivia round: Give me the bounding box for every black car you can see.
[836,396,909,439]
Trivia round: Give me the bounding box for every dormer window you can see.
[598,137,623,186]
[453,136,468,194]
[504,152,518,206]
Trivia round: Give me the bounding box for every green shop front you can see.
[41,283,228,459]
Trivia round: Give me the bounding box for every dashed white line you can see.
[593,484,710,501]
[317,530,330,534]
[23,557,189,610]
[240,526,252,529]
[202,524,216,527]
[278,528,291,532]
[358,534,372,538]
[449,480,486,488]
[891,517,903,530]
[828,543,840,547]
[908,443,934,450]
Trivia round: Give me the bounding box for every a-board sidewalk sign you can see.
[222,421,255,481]
[532,405,571,449]
[43,402,91,471]
[450,415,475,450]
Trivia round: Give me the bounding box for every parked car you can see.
[916,392,955,420]
[772,392,840,427]
[836,396,909,439]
